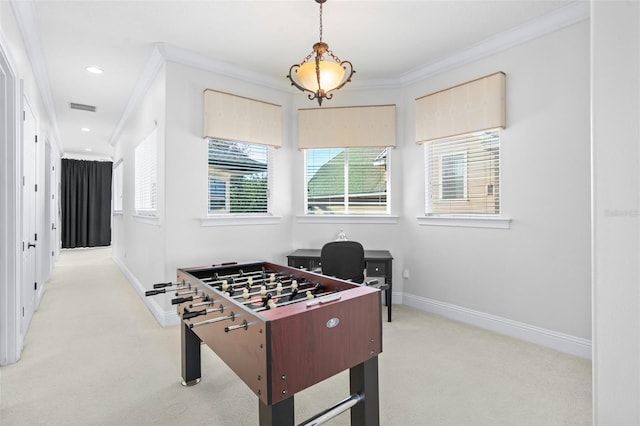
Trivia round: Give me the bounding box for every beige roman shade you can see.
[415,72,506,143]
[298,104,396,149]
[203,89,282,148]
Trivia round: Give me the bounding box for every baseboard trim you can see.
[112,255,180,327]
[402,294,592,359]
[109,258,591,358]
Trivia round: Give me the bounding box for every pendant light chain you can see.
[319,2,323,43]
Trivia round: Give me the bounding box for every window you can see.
[113,160,123,213]
[207,139,270,214]
[134,129,157,215]
[425,130,500,215]
[305,147,389,215]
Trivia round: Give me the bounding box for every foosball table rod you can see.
[257,357,380,426]
[299,393,364,426]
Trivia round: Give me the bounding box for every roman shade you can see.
[203,89,282,148]
[415,72,506,143]
[298,104,396,149]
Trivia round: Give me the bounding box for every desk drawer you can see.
[288,258,309,269]
[366,261,386,277]
[288,257,322,271]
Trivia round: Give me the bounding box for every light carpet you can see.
[0,247,592,425]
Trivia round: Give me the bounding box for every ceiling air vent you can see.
[69,102,96,112]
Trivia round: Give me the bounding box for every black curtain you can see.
[61,159,113,248]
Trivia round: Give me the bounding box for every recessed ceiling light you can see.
[84,148,93,152]
[85,66,103,74]
[81,127,91,132]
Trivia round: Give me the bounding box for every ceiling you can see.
[17,0,582,159]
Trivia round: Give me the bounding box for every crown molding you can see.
[157,42,286,90]
[10,0,63,153]
[108,42,293,146]
[394,0,590,86]
[108,46,165,146]
[152,0,589,94]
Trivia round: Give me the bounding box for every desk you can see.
[287,249,393,322]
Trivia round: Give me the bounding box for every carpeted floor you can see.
[0,247,592,425]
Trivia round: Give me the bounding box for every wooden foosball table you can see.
[146,261,383,425]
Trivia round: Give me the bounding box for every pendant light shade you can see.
[297,58,346,93]
[287,0,355,106]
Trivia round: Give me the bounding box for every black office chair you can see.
[320,240,366,284]
[320,241,389,292]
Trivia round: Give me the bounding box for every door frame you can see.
[0,33,22,365]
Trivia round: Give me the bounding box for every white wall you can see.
[163,62,296,272]
[401,21,591,343]
[111,65,168,321]
[592,1,640,424]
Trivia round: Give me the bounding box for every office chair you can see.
[320,241,389,292]
[320,240,366,284]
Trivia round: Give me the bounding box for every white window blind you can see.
[208,139,270,214]
[113,160,123,212]
[305,147,389,215]
[425,130,500,215]
[440,151,467,200]
[134,129,157,215]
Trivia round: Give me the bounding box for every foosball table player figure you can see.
[146,260,384,426]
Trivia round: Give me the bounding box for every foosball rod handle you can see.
[212,261,238,267]
[145,289,166,296]
[152,281,174,289]
[182,309,207,320]
[172,296,194,305]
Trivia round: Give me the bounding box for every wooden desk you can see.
[287,249,393,322]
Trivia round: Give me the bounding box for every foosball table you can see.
[146,261,383,426]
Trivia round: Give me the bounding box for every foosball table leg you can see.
[181,322,202,386]
[258,395,295,426]
[349,356,380,426]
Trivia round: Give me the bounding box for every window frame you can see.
[421,129,510,229]
[134,128,157,217]
[112,159,123,214]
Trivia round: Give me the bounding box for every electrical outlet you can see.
[403,269,410,279]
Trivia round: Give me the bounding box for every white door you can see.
[21,100,38,336]
[49,146,59,268]
[43,142,57,281]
